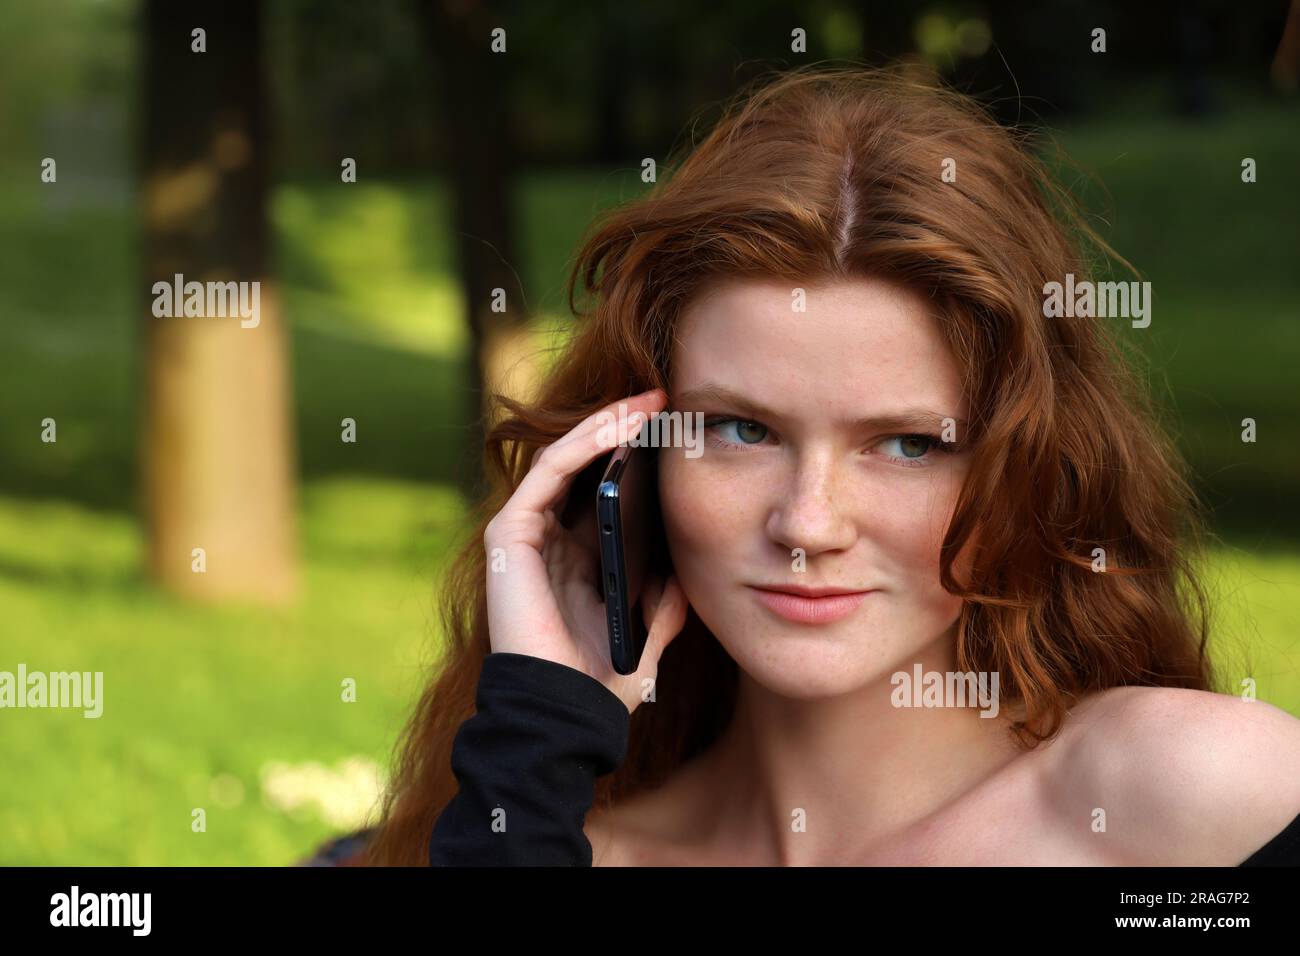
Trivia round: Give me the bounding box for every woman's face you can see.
[659,276,973,700]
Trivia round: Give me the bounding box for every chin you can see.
[740,649,882,700]
[712,613,891,700]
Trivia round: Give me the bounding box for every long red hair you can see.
[364,63,1216,866]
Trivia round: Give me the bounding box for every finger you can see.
[543,390,660,461]
[502,389,667,523]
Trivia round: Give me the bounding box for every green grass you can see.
[1,95,1298,863]
[0,478,467,865]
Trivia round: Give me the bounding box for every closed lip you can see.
[749,585,875,625]
[750,584,875,597]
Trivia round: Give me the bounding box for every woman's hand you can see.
[482,388,688,714]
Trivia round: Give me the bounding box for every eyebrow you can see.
[673,382,967,434]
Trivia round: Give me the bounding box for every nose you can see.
[765,449,857,557]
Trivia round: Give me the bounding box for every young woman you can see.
[362,64,1300,867]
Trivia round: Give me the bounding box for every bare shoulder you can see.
[1050,685,1300,865]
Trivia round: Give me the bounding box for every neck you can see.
[697,627,1025,865]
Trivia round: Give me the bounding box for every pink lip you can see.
[749,586,875,624]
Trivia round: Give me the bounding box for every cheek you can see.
[656,456,762,618]
[658,455,738,562]
[874,474,966,615]
[870,475,957,567]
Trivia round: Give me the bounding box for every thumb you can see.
[641,573,664,633]
[641,573,687,665]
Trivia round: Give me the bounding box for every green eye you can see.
[879,434,946,468]
[897,436,933,457]
[704,417,769,448]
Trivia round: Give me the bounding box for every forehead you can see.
[670,277,965,415]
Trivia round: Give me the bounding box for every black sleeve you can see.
[1239,809,1300,866]
[428,651,631,866]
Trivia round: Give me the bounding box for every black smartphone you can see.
[596,443,655,674]
[557,436,668,675]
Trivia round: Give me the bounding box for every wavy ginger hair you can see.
[365,63,1216,866]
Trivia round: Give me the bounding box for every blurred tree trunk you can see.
[139,0,299,604]
[420,0,536,503]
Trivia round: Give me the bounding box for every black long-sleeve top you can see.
[425,652,1300,866]
[427,652,629,865]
